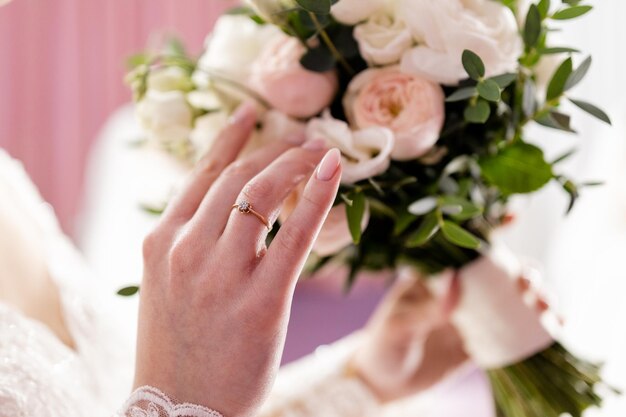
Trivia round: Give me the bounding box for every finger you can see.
[160,101,257,224]
[220,142,328,255]
[261,148,342,290]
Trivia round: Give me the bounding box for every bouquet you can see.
[125,0,616,415]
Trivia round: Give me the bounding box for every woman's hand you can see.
[133,102,342,417]
[351,270,468,402]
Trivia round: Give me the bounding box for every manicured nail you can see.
[229,101,257,126]
[316,148,341,181]
[302,138,326,150]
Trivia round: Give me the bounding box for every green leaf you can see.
[479,142,554,195]
[552,148,577,164]
[540,46,580,55]
[464,99,491,124]
[300,46,335,72]
[295,0,331,14]
[446,87,476,102]
[569,98,612,125]
[537,0,551,18]
[477,79,501,102]
[552,5,593,20]
[536,111,576,133]
[524,4,542,48]
[441,221,481,249]
[490,73,517,88]
[462,50,485,80]
[439,196,483,221]
[546,57,573,101]
[406,213,440,248]
[346,192,366,244]
[117,286,140,296]
[140,203,166,216]
[564,56,591,91]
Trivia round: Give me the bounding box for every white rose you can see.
[194,15,283,86]
[354,11,413,65]
[137,90,193,146]
[306,112,394,184]
[399,0,522,86]
[331,0,389,25]
[147,67,193,93]
[189,111,229,160]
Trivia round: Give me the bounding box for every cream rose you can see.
[306,112,395,184]
[344,67,445,161]
[245,0,296,23]
[331,0,389,25]
[195,15,283,86]
[399,0,522,85]
[354,11,414,66]
[136,90,193,146]
[249,35,338,119]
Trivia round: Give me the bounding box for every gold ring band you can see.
[232,200,271,230]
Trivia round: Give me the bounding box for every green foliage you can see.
[295,0,331,14]
[462,50,486,80]
[117,286,140,296]
[346,192,366,244]
[479,142,553,195]
[464,99,491,123]
[569,99,612,125]
[546,58,573,101]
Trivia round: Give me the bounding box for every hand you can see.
[351,270,468,402]
[133,102,342,417]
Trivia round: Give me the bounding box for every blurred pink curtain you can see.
[0,0,234,234]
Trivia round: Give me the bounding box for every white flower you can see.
[194,15,283,86]
[245,0,296,23]
[331,0,389,25]
[136,90,193,146]
[399,0,522,86]
[306,112,394,184]
[147,67,193,92]
[354,11,413,66]
[190,111,229,160]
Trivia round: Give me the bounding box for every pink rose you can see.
[344,67,445,161]
[249,35,339,119]
[281,185,370,257]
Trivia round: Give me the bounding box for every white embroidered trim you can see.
[119,386,224,417]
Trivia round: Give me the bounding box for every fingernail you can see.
[285,130,306,145]
[229,100,257,126]
[316,148,341,181]
[302,139,326,151]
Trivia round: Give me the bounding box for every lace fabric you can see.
[116,386,224,417]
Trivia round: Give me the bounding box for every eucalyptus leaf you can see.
[406,213,440,248]
[546,57,573,101]
[462,50,485,80]
[524,4,542,48]
[441,221,481,249]
[490,73,517,88]
[439,196,483,221]
[117,286,140,296]
[537,0,551,18]
[540,46,580,55]
[552,5,593,20]
[446,87,476,102]
[479,142,554,194]
[464,99,491,123]
[536,111,576,132]
[477,79,501,102]
[569,98,612,125]
[565,56,591,91]
[346,192,366,244]
[295,0,331,14]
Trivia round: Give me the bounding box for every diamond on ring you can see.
[236,200,251,213]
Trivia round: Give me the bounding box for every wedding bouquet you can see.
[125,0,615,415]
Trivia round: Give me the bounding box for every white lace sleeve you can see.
[116,386,224,417]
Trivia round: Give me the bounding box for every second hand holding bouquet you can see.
[125,0,616,415]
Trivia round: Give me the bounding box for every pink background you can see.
[0,0,234,234]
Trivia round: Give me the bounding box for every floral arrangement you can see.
[125,0,615,415]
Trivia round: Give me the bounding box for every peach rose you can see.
[344,67,445,161]
[281,185,370,257]
[249,35,339,119]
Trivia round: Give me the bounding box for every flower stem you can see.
[308,12,355,75]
